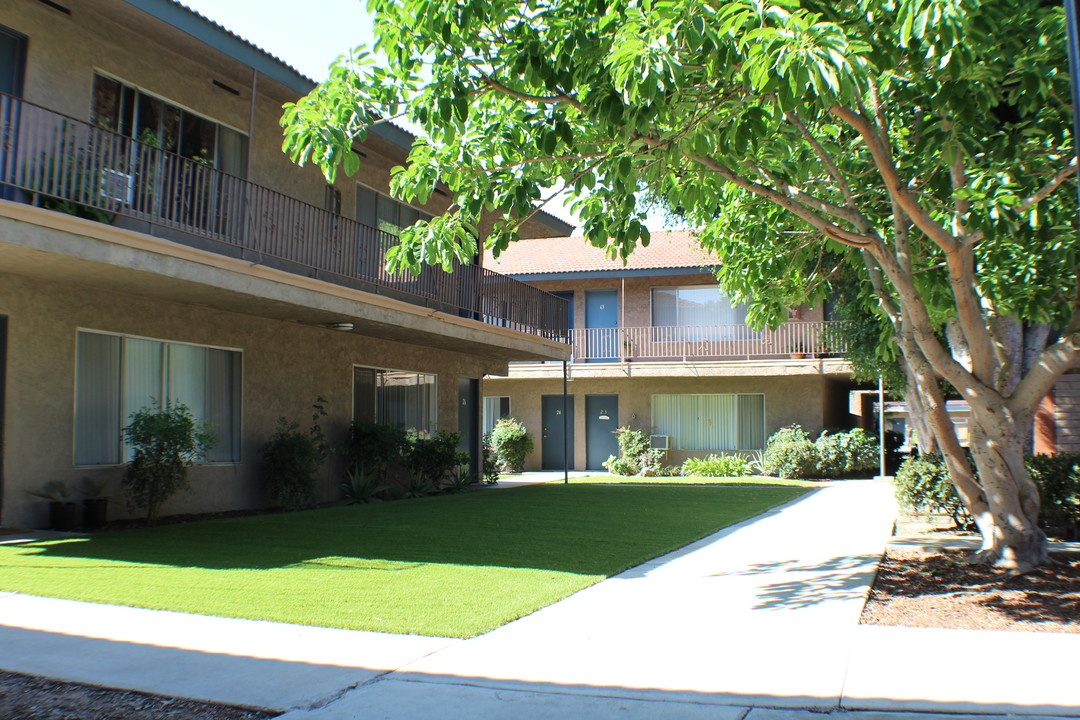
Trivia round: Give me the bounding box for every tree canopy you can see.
[281,0,1079,568]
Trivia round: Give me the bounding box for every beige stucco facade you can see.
[484,371,851,471]
[1,259,511,527]
[0,0,575,527]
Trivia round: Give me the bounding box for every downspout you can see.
[563,360,569,484]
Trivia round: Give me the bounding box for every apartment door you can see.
[585,289,618,362]
[541,394,574,470]
[0,26,26,200]
[457,377,479,478]
[585,395,619,470]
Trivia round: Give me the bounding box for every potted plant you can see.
[27,481,79,531]
[79,477,109,531]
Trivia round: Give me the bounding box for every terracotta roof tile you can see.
[484,230,714,275]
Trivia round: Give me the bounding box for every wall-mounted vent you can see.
[35,0,71,14]
[212,79,240,96]
[649,435,670,451]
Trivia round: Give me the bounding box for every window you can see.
[74,331,241,465]
[651,393,765,451]
[91,73,249,177]
[353,366,437,433]
[482,396,511,436]
[356,185,432,237]
[652,286,748,327]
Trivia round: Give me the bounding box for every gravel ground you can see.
[0,670,278,720]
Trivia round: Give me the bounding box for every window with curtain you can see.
[651,286,749,340]
[74,331,242,465]
[91,73,249,176]
[356,185,432,237]
[482,396,511,436]
[353,366,437,434]
[651,393,765,451]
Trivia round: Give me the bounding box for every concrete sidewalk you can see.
[1,479,1078,719]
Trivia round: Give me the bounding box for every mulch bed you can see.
[862,546,1080,633]
[0,670,278,720]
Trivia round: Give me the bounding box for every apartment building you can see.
[0,0,574,527]
[482,232,857,471]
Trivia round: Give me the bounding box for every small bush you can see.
[761,425,819,478]
[488,418,533,473]
[681,454,751,477]
[603,455,641,476]
[1026,453,1080,540]
[481,432,500,484]
[261,398,329,510]
[893,454,971,527]
[815,429,878,477]
[339,466,389,504]
[403,430,468,497]
[344,422,410,485]
[123,400,215,522]
[602,426,664,476]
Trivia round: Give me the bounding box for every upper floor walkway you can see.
[0,91,569,343]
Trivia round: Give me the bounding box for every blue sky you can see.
[177,0,681,231]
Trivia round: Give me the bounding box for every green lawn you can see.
[0,484,808,638]
[565,474,819,487]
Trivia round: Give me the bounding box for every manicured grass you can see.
[0,484,808,638]
[567,474,820,487]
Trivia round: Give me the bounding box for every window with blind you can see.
[651,286,749,340]
[74,331,241,465]
[353,366,437,434]
[482,396,511,436]
[356,185,433,237]
[651,393,765,451]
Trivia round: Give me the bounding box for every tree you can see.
[122,401,215,523]
[281,0,1078,569]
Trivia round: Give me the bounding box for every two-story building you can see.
[0,0,574,527]
[482,231,857,471]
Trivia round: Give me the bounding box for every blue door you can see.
[585,289,618,362]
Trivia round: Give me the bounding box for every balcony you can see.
[0,92,568,342]
[566,321,847,363]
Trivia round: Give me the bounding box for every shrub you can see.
[122,400,214,522]
[602,426,664,476]
[681,454,751,477]
[403,430,468,497]
[345,421,410,489]
[339,466,389,504]
[488,418,533,473]
[1026,453,1080,540]
[261,398,329,510]
[481,433,499,484]
[761,425,819,478]
[814,429,878,477]
[893,454,971,528]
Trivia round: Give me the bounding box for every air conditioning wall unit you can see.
[649,435,670,450]
[100,168,134,204]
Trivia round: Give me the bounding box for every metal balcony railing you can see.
[0,92,569,342]
[567,321,847,362]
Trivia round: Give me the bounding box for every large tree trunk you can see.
[965,401,1049,569]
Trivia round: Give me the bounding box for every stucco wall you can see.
[483,373,832,470]
[0,272,498,528]
[5,0,561,241]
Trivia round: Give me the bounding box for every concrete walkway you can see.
[1,479,1077,719]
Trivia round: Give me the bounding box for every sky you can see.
[176,0,682,232]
